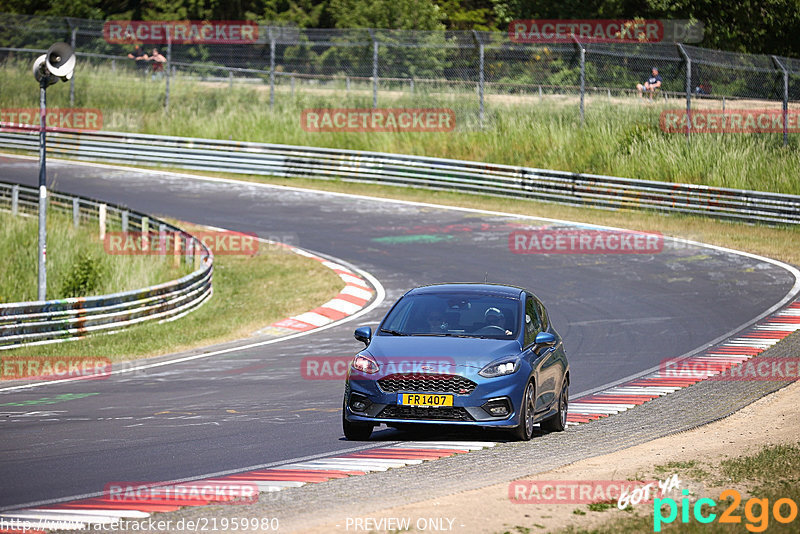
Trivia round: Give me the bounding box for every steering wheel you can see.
[473,325,507,335]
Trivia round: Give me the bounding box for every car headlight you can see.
[479,357,520,378]
[351,353,379,374]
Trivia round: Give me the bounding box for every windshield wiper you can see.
[416,333,473,338]
[380,328,407,336]
[417,333,501,339]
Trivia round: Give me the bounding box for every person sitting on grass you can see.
[636,67,662,99]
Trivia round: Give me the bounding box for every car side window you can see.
[524,295,541,347]
[536,299,549,331]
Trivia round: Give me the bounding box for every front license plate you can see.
[398,393,454,407]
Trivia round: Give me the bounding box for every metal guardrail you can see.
[1,129,798,225]
[0,180,213,349]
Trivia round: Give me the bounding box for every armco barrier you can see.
[1,129,798,225]
[0,180,213,349]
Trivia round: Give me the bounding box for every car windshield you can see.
[380,292,519,339]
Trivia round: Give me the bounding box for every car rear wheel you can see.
[342,402,373,440]
[541,379,568,432]
[511,380,536,441]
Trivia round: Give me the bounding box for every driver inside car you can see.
[484,307,504,329]
[425,310,447,333]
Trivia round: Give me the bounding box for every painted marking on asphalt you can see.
[568,299,798,424]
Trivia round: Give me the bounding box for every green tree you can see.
[329,0,445,30]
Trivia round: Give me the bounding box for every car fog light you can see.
[349,394,370,413]
[482,398,511,417]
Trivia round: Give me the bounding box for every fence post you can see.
[369,29,378,108]
[11,184,19,215]
[121,210,129,232]
[72,197,79,227]
[572,36,585,127]
[291,75,295,97]
[69,27,77,106]
[346,76,350,93]
[99,203,107,241]
[677,44,691,142]
[141,216,149,251]
[772,56,789,147]
[269,27,275,108]
[173,230,180,267]
[159,223,166,257]
[229,70,233,89]
[473,30,485,128]
[165,26,171,112]
[185,235,194,265]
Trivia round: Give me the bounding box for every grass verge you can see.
[558,442,800,533]
[0,210,191,303]
[1,59,798,194]
[1,219,345,362]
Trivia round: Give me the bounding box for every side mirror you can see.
[354,326,372,346]
[534,331,557,351]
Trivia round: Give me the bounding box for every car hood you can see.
[365,335,521,372]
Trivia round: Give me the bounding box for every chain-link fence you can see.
[1,13,798,141]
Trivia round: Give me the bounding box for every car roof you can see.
[406,283,525,298]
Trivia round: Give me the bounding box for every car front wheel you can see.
[511,380,536,441]
[541,379,568,432]
[342,402,373,440]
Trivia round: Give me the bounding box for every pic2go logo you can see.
[654,489,798,532]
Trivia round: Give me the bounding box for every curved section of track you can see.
[0,156,797,510]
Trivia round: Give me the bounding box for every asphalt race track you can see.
[0,156,796,510]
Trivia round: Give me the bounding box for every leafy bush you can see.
[60,252,104,297]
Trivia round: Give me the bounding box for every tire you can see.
[342,404,373,441]
[541,379,568,432]
[511,380,536,441]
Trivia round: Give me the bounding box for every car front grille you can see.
[377,405,473,421]
[377,373,477,395]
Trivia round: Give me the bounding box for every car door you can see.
[524,293,561,413]
[535,297,564,411]
[523,293,557,414]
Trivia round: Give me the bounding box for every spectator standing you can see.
[148,48,167,80]
[127,45,149,75]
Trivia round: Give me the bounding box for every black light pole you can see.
[33,42,75,301]
[37,76,48,300]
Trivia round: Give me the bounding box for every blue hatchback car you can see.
[342,283,569,441]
